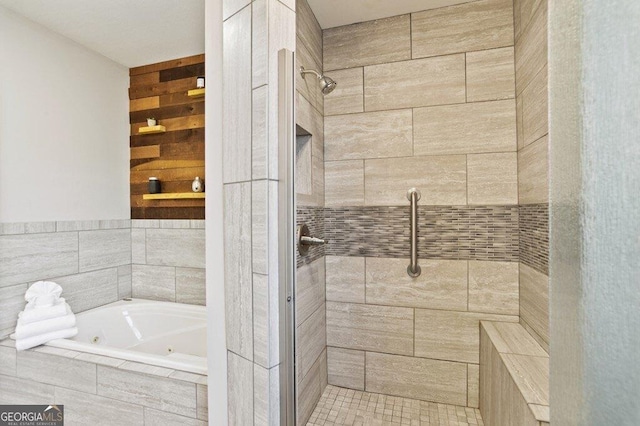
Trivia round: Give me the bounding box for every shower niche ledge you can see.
[143,192,205,200]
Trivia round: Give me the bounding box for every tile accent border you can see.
[518,204,549,275]
[323,205,519,262]
[297,207,325,267]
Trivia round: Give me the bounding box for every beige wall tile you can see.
[296,305,326,384]
[415,309,518,363]
[366,258,468,311]
[224,183,253,360]
[297,348,325,425]
[78,229,130,272]
[518,135,549,204]
[295,92,324,160]
[468,364,480,408]
[327,347,365,390]
[55,387,144,426]
[323,68,364,116]
[295,258,326,326]
[325,256,365,303]
[502,354,549,405]
[515,0,547,95]
[521,318,549,353]
[325,161,364,206]
[365,155,467,206]
[145,409,206,426]
[411,0,514,58]
[366,352,467,405]
[297,0,322,70]
[466,47,516,102]
[516,94,525,148]
[252,0,267,88]
[481,321,548,357]
[252,85,269,179]
[253,274,270,368]
[414,100,517,155]
[469,261,519,315]
[514,0,544,40]
[364,55,465,111]
[145,229,205,268]
[0,284,27,338]
[0,346,16,376]
[227,351,254,425]
[175,268,205,305]
[132,265,175,302]
[326,301,413,356]
[18,349,96,394]
[223,0,250,20]
[0,374,54,404]
[223,7,252,183]
[520,263,549,346]
[467,152,518,205]
[323,14,411,71]
[325,110,413,161]
[522,66,548,147]
[296,35,323,115]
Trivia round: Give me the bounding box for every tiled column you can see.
[222,0,295,424]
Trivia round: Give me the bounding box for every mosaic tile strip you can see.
[297,206,325,268]
[519,203,549,275]
[324,205,519,262]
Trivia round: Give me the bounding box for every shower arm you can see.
[299,66,322,80]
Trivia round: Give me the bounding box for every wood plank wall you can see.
[129,54,205,219]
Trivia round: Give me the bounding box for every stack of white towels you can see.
[12,281,78,351]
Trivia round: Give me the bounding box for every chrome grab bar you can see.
[407,188,421,277]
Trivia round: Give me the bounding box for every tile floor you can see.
[307,385,484,426]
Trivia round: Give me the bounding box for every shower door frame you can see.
[278,48,297,426]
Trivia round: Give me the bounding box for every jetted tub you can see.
[39,299,206,374]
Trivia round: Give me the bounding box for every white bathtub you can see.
[43,299,207,374]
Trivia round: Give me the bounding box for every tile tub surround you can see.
[0,219,207,340]
[131,219,206,305]
[0,339,208,425]
[0,220,131,339]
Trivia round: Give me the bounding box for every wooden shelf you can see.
[143,192,205,200]
[138,125,166,135]
[187,88,205,98]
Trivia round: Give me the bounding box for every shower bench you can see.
[479,321,550,426]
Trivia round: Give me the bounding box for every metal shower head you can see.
[300,66,337,95]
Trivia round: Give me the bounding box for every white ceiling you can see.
[0,0,204,68]
[307,0,478,29]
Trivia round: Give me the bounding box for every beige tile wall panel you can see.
[413,100,517,156]
[326,301,414,356]
[522,66,548,148]
[468,261,519,315]
[55,387,144,426]
[295,258,326,326]
[295,92,324,160]
[227,352,254,426]
[481,321,548,357]
[325,256,365,303]
[518,135,549,204]
[296,305,327,383]
[414,309,518,363]
[365,155,467,206]
[252,85,269,179]
[366,258,468,311]
[468,364,480,408]
[501,353,549,406]
[364,54,466,111]
[252,0,267,88]
[327,347,365,390]
[411,0,514,59]
[323,67,364,116]
[222,7,252,183]
[514,0,547,95]
[514,0,545,40]
[323,14,411,71]
[519,263,549,346]
[296,348,326,425]
[0,374,54,404]
[223,0,250,21]
[467,152,518,205]
[296,0,322,68]
[324,160,365,206]
[325,110,413,161]
[366,352,467,405]
[520,319,549,354]
[296,35,323,115]
[466,47,516,102]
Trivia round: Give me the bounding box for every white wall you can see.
[0,6,129,222]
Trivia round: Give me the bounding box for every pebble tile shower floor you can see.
[307,386,484,426]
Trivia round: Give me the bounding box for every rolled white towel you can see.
[15,304,76,340]
[14,327,78,351]
[19,298,68,324]
[25,281,63,307]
